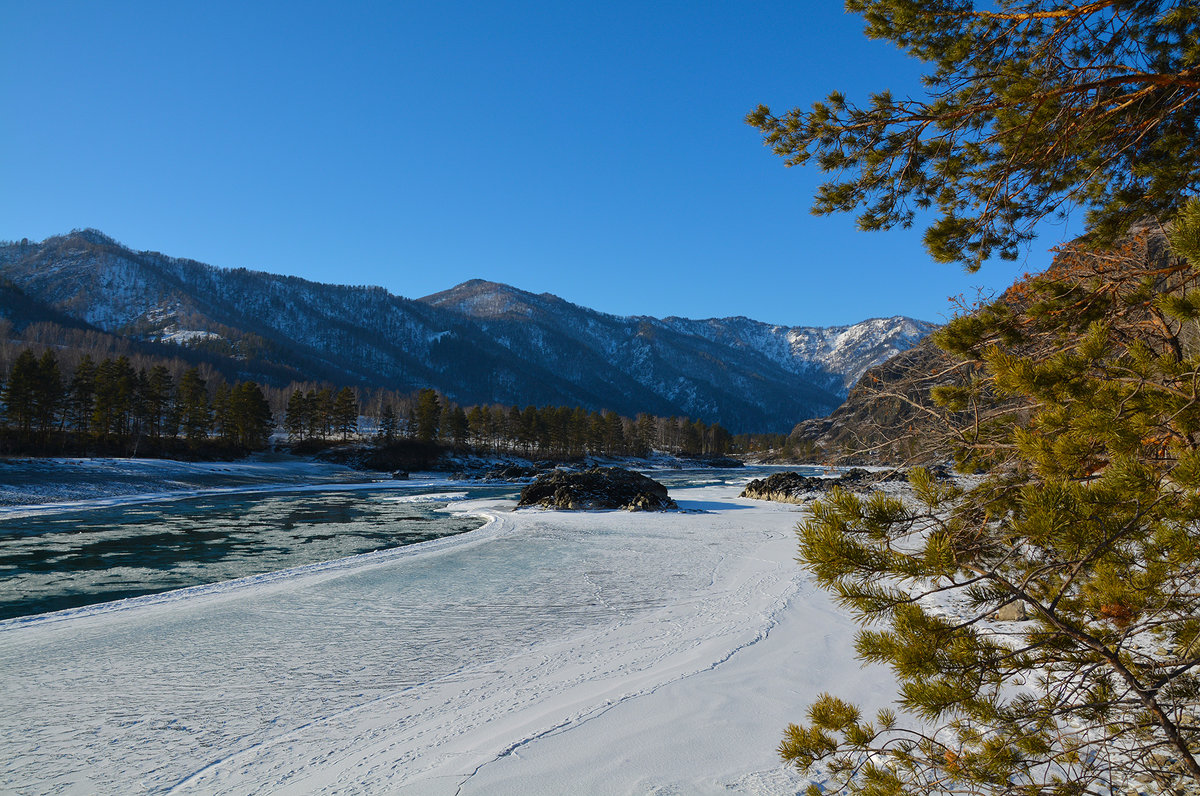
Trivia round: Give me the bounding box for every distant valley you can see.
[0,230,934,433]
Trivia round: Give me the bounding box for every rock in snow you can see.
[518,467,678,511]
[740,466,951,503]
[740,468,874,504]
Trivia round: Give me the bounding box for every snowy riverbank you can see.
[0,454,368,509]
[0,475,895,795]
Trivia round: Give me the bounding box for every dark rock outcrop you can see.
[739,466,949,503]
[740,469,871,503]
[517,467,677,511]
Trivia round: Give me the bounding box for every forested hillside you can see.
[0,231,931,433]
[0,339,736,463]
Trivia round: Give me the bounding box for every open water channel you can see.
[0,476,513,621]
[0,462,789,623]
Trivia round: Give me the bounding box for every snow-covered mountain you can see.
[0,231,934,432]
[658,314,937,394]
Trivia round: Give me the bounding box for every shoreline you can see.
[0,450,775,511]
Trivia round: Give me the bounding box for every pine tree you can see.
[378,402,399,443]
[285,389,308,442]
[92,356,136,441]
[128,368,152,449]
[753,2,1200,791]
[308,388,334,441]
[228,381,273,449]
[176,368,211,444]
[212,383,233,444]
[748,0,1200,268]
[780,214,1200,795]
[633,413,657,457]
[32,350,64,444]
[144,366,174,441]
[465,405,485,449]
[332,386,358,441]
[446,406,469,448]
[604,411,625,455]
[67,355,97,434]
[414,389,440,443]
[3,350,39,437]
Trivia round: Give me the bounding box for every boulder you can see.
[993,600,1028,621]
[740,468,878,503]
[517,467,677,511]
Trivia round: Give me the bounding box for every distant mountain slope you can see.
[418,279,848,429]
[658,314,937,392]
[0,231,934,432]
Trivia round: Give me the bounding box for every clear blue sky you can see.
[1,1,1077,327]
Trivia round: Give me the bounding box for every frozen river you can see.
[0,476,500,621]
[0,462,893,795]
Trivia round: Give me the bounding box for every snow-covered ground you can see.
[0,454,366,509]
[0,476,895,795]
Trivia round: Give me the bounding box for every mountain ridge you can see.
[0,230,934,433]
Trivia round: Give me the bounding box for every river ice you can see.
[0,473,895,795]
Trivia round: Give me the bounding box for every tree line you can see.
[352,388,732,459]
[0,348,275,455]
[1,346,734,460]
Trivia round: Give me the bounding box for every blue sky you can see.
[1,1,1076,327]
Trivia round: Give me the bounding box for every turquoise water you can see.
[0,465,803,623]
[0,482,515,621]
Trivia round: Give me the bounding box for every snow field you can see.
[0,479,896,795]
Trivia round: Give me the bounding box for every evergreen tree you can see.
[92,356,136,441]
[128,368,152,448]
[32,350,64,443]
[285,389,308,442]
[570,407,590,456]
[586,411,606,454]
[604,411,625,455]
[144,366,174,441]
[378,403,399,443]
[67,355,97,434]
[414,389,440,443]
[784,225,1200,793]
[332,386,358,440]
[3,350,39,436]
[405,405,418,440]
[466,405,486,449]
[176,368,211,444]
[212,383,233,444]
[228,381,273,449]
[307,388,334,441]
[753,2,1200,791]
[633,413,657,457]
[519,405,541,453]
[446,406,469,448]
[748,0,1200,268]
